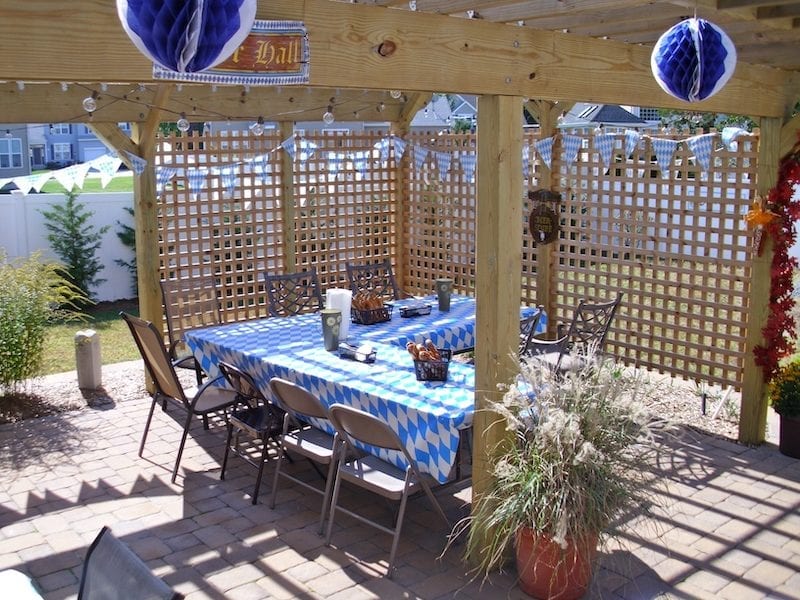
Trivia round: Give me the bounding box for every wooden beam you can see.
[0,0,794,117]
[87,123,138,163]
[392,93,433,133]
[739,117,782,444]
[780,113,800,157]
[471,95,523,547]
[279,122,297,274]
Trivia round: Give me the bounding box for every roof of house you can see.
[561,103,650,129]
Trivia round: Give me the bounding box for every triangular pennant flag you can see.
[327,151,346,178]
[595,133,616,171]
[219,164,240,195]
[90,154,123,188]
[12,175,37,194]
[460,152,477,182]
[352,150,371,176]
[374,138,391,165]
[721,126,747,152]
[187,167,208,197]
[281,136,296,160]
[534,137,554,170]
[52,163,91,191]
[435,151,452,180]
[156,167,178,194]
[250,154,272,183]
[297,140,318,162]
[651,137,679,177]
[413,146,429,171]
[562,135,583,169]
[30,172,53,193]
[522,144,530,179]
[392,136,407,158]
[0,177,12,191]
[125,151,147,175]
[624,129,642,158]
[686,133,716,172]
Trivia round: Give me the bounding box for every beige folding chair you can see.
[268,377,339,534]
[160,274,221,384]
[345,259,402,302]
[526,292,623,373]
[218,361,285,505]
[121,312,237,483]
[325,403,450,578]
[263,267,324,317]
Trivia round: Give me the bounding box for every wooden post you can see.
[470,95,523,557]
[739,117,781,444]
[279,121,297,272]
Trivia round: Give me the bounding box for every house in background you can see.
[31,122,131,168]
[0,123,31,179]
[558,103,656,133]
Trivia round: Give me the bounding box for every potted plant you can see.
[768,359,800,458]
[450,352,667,599]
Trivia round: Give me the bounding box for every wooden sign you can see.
[527,189,561,245]
[154,20,309,86]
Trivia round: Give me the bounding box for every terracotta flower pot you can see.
[779,415,800,459]
[515,527,598,600]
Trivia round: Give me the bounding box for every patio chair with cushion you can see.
[121,312,237,483]
[345,259,402,302]
[78,526,183,600]
[218,361,285,505]
[160,274,221,385]
[325,403,450,578]
[263,267,324,317]
[525,292,623,373]
[268,377,340,534]
[519,307,545,357]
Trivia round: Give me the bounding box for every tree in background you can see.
[114,206,137,297]
[40,190,110,304]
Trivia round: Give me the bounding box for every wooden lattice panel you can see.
[293,130,396,291]
[157,129,283,322]
[547,131,757,389]
[404,132,477,296]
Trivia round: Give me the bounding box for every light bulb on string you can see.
[82,91,98,113]
[60,82,69,92]
[5,130,11,138]
[176,113,191,132]
[250,116,265,135]
[389,90,402,99]
[322,106,335,125]
[49,124,54,134]
[377,102,385,113]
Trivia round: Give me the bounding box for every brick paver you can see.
[1,380,799,599]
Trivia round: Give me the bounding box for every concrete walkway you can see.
[1,371,799,599]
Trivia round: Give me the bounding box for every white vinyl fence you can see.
[0,191,135,302]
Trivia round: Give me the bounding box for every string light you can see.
[322,105,335,125]
[100,83,109,92]
[389,90,402,99]
[176,112,191,132]
[82,91,98,113]
[60,82,69,92]
[4,130,11,138]
[377,102,385,113]
[250,116,265,135]
[16,81,24,91]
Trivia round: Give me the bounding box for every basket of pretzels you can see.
[351,292,392,325]
[407,339,452,381]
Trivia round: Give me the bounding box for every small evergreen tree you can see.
[40,190,110,303]
[114,206,137,297]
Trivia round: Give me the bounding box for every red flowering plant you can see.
[753,142,800,382]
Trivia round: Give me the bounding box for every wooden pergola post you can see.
[471,95,523,550]
[739,116,782,444]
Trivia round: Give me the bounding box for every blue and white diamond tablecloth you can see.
[184,297,544,482]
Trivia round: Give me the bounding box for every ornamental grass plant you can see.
[450,350,670,584]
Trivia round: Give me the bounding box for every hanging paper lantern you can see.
[116,0,257,73]
[650,18,737,103]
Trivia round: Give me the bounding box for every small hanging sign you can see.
[154,20,309,86]
[527,189,561,245]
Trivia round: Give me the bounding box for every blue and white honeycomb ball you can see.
[651,18,737,102]
[117,0,257,73]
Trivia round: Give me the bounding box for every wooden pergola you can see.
[1,1,799,493]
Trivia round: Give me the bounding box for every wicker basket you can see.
[351,304,392,325]
[413,348,452,381]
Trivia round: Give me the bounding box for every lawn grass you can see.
[40,300,140,375]
[38,176,134,194]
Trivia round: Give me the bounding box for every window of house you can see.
[0,138,23,168]
[53,143,72,162]
[52,123,71,135]
[638,108,660,121]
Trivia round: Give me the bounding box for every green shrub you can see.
[40,190,110,303]
[0,252,84,392]
[769,358,800,418]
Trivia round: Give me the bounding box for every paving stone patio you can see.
[1,364,799,599]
